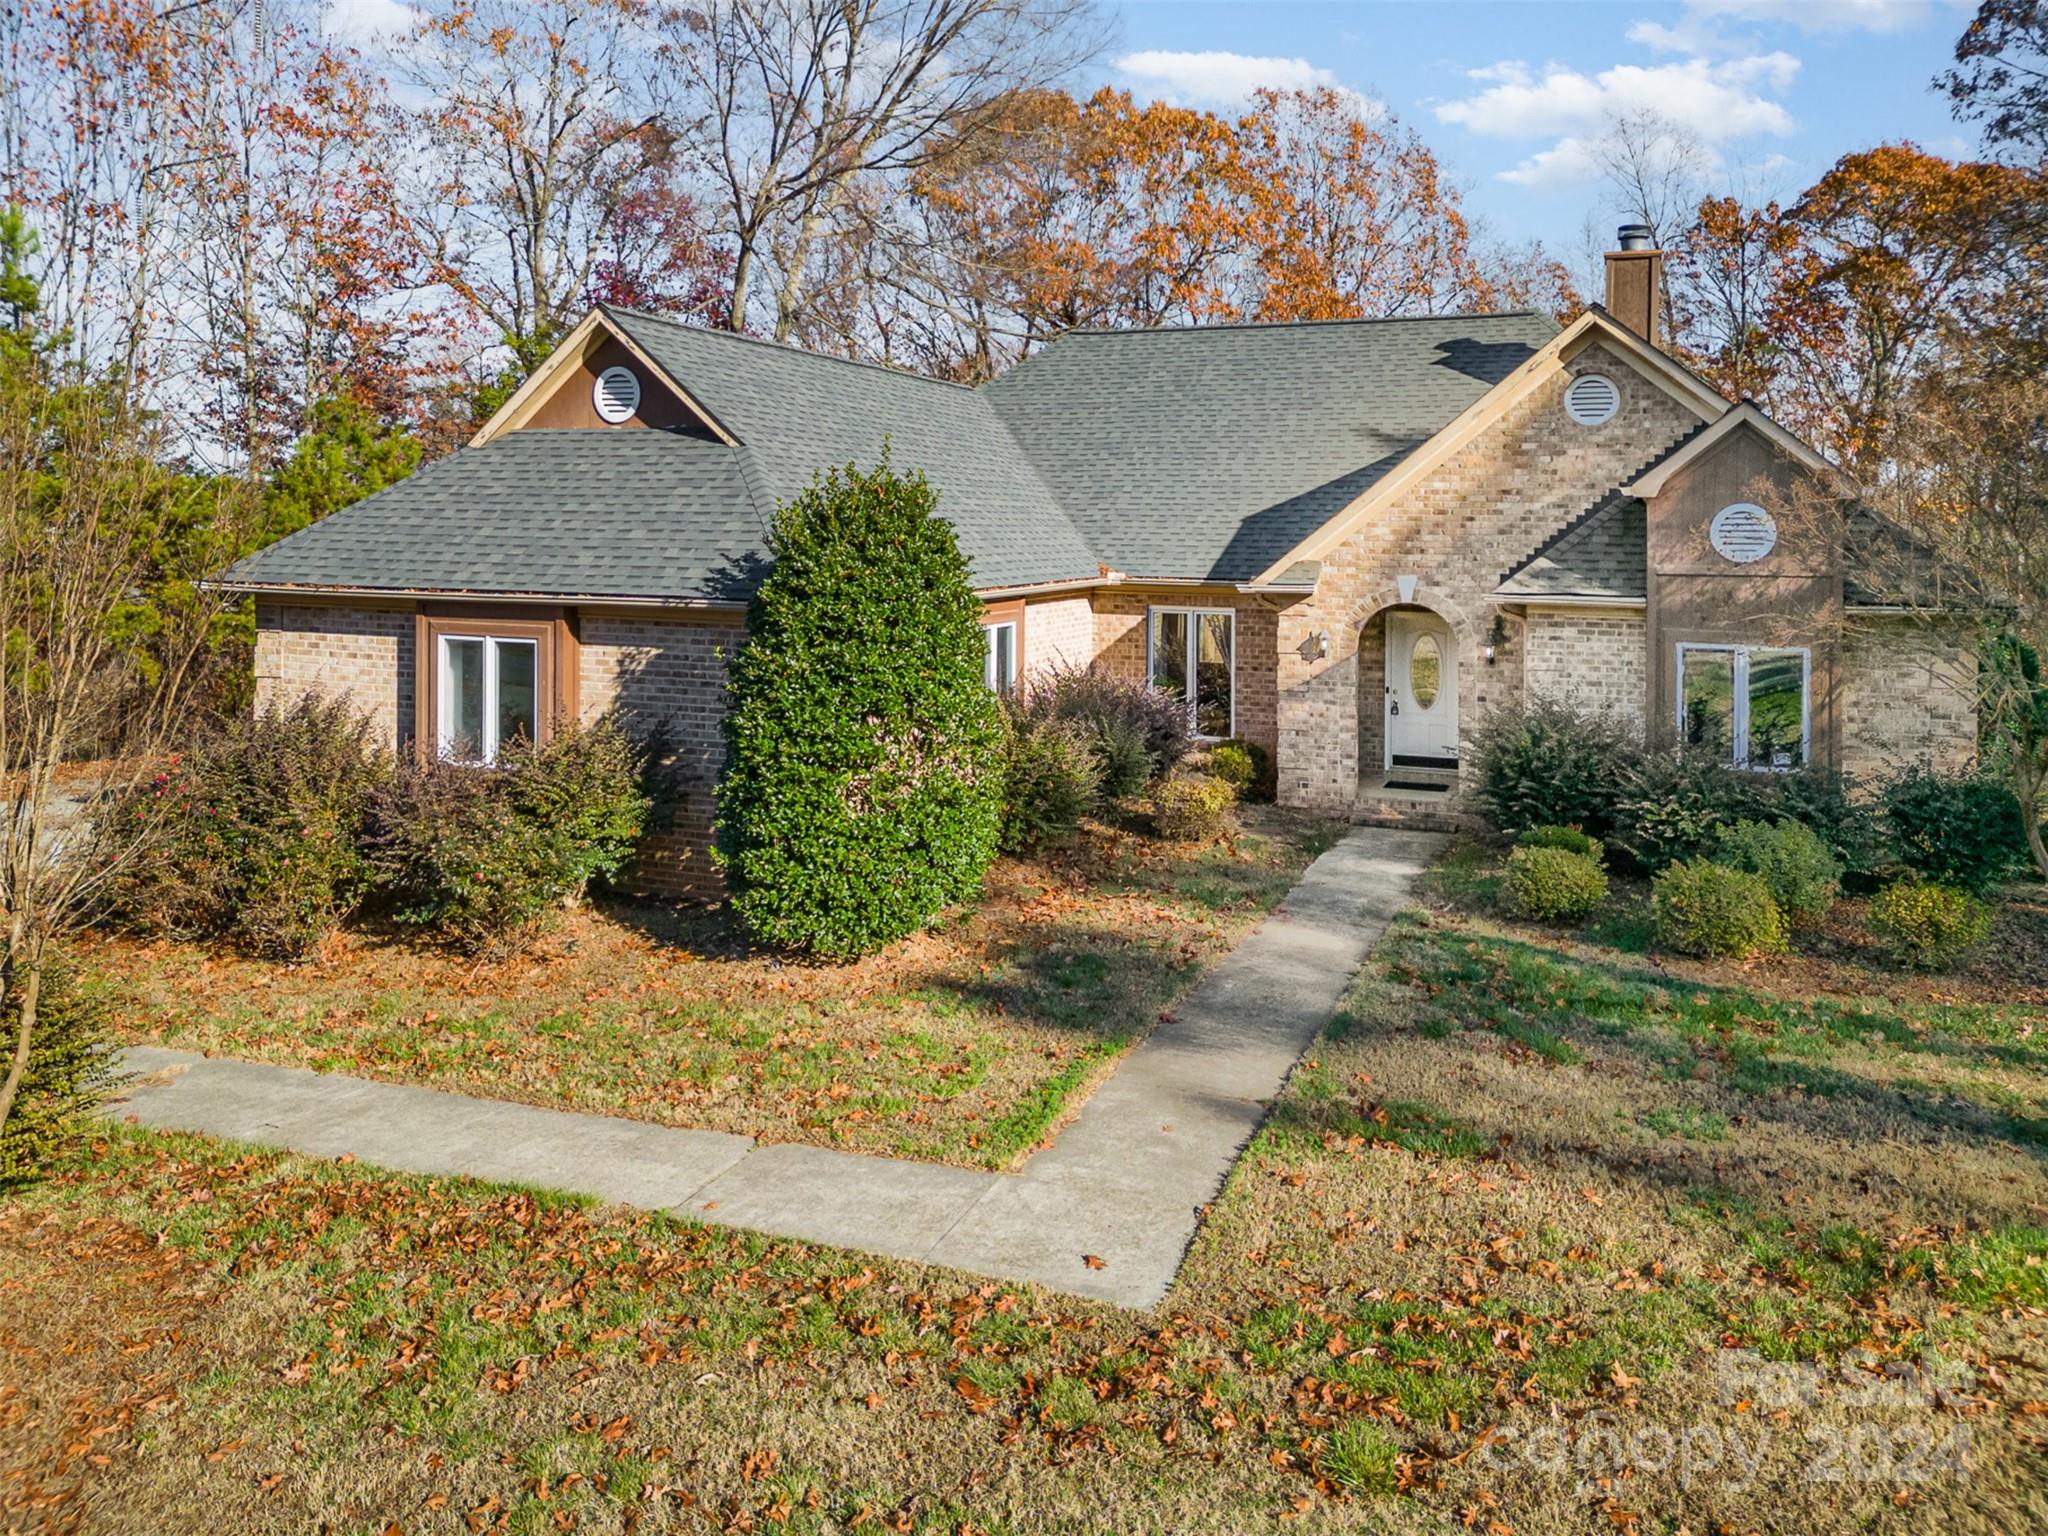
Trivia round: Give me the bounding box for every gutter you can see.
[1487,592,1648,608]
[208,579,750,612]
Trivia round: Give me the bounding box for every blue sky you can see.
[1098,0,1978,253]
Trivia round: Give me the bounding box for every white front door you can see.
[1384,609,1458,769]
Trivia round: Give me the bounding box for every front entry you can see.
[1384,609,1458,770]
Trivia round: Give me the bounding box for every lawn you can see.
[80,808,1340,1170]
[6,838,2046,1533]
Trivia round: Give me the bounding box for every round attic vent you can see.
[1710,502,1779,564]
[1564,372,1619,426]
[593,365,641,423]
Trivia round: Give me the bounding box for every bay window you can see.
[437,633,539,762]
[1677,643,1809,770]
[1148,607,1235,738]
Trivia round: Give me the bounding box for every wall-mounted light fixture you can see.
[1482,613,1508,666]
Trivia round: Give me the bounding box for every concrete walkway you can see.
[112,826,1442,1309]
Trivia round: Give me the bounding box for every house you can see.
[220,228,1980,893]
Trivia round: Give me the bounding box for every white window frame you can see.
[1675,642,1811,772]
[1146,606,1237,740]
[983,620,1017,695]
[437,633,540,764]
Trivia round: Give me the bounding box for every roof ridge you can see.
[1060,309,1548,338]
[600,304,981,392]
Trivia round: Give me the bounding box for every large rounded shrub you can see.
[1866,880,1993,971]
[1713,818,1841,931]
[1883,770,2025,895]
[1505,844,1609,921]
[716,459,1005,956]
[1651,859,1789,959]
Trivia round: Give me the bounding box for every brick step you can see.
[1350,797,1478,835]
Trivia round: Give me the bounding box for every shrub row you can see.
[1474,699,2026,891]
[996,668,1236,854]
[104,697,651,958]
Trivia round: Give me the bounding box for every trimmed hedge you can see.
[1713,818,1840,931]
[1154,772,1237,840]
[1651,860,1789,959]
[1517,824,1605,862]
[716,459,1005,957]
[1505,845,1608,921]
[1866,880,1994,971]
[1204,743,1256,794]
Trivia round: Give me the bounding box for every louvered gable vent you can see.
[1564,372,1618,426]
[593,365,641,423]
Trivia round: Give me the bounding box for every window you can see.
[438,634,539,762]
[1677,644,1808,770]
[1148,607,1234,738]
[983,621,1017,695]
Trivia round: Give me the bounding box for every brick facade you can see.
[1276,342,1702,810]
[1088,589,1280,758]
[1523,606,1648,732]
[1021,593,1094,677]
[578,614,747,897]
[254,602,415,750]
[1839,620,1979,781]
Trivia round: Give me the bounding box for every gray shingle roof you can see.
[1494,491,1647,601]
[224,430,771,601]
[983,312,1556,581]
[223,306,1560,601]
[605,308,1098,592]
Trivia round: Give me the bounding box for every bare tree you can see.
[392,0,681,348]
[1593,107,1709,341]
[0,347,246,1144]
[665,0,1106,341]
[1773,360,2048,880]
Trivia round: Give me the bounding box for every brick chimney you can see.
[1604,223,1662,346]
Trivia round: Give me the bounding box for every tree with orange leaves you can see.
[1234,87,1488,322]
[1768,143,2043,466]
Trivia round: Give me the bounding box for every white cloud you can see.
[323,0,414,45]
[1684,0,1936,35]
[1439,55,1797,141]
[1113,49,1371,112]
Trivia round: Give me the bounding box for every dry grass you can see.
[80,807,1338,1170]
[5,837,2046,1534]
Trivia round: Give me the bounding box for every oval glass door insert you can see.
[1410,634,1441,709]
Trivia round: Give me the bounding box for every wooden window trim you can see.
[413,606,581,759]
[980,598,1026,680]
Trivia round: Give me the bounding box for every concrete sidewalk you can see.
[113,825,1442,1309]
